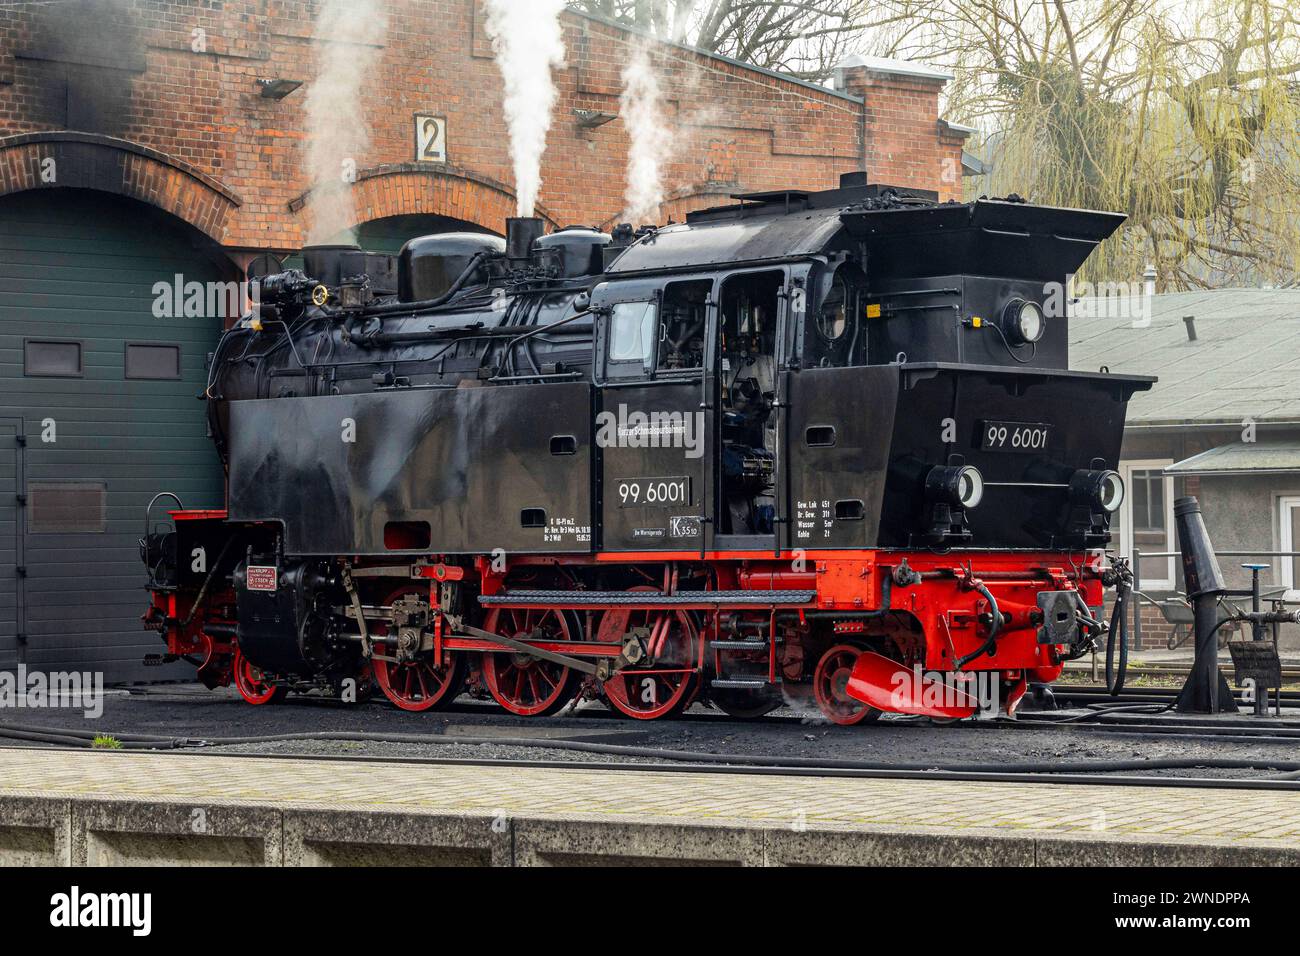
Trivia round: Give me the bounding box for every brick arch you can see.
[596,185,736,230]
[291,165,561,237]
[0,132,241,244]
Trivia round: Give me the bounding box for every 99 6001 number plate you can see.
[616,476,692,508]
[980,421,1052,452]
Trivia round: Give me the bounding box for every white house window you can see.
[1280,496,1300,600]
[1120,460,1175,590]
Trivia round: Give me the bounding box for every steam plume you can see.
[304,0,387,244]
[483,0,567,217]
[620,43,668,223]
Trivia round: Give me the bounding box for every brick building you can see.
[0,0,972,680]
[1,1,970,262]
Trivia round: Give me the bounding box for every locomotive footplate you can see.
[478,589,817,608]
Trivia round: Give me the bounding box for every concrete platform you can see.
[0,748,1297,866]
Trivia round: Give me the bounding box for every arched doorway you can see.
[0,189,236,682]
[349,214,499,253]
[296,214,499,268]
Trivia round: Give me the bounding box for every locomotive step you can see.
[478,589,816,608]
[709,678,771,689]
[709,640,769,650]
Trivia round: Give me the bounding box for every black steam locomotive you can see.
[143,172,1151,722]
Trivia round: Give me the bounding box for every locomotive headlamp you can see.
[925,464,985,509]
[1070,469,1125,513]
[1002,298,1045,345]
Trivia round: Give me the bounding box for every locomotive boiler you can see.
[141,172,1152,723]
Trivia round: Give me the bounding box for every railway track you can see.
[1064,664,1300,681]
[1050,683,1300,706]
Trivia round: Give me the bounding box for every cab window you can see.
[804,265,866,367]
[605,279,711,379]
[608,300,657,373]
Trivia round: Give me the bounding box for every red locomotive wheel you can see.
[373,651,464,712]
[813,644,882,726]
[481,608,581,716]
[371,587,465,712]
[599,600,699,720]
[232,647,288,706]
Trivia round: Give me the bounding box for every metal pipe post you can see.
[1172,496,1237,714]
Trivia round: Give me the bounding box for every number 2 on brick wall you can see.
[416,114,447,164]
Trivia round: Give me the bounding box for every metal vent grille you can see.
[27,482,108,534]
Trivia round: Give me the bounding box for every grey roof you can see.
[1166,440,1300,475]
[1069,288,1300,425]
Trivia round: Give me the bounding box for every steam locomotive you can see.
[141,172,1152,723]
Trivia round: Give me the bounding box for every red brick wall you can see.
[0,1,965,254]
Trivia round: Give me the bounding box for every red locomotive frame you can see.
[146,509,1105,724]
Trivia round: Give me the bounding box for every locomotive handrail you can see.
[141,492,184,590]
[599,372,703,389]
[1134,551,1300,559]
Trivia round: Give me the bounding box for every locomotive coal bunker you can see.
[142,172,1153,722]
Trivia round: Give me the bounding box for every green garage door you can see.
[0,189,229,683]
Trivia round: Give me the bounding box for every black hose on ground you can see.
[0,726,183,750]
[2,722,1299,775]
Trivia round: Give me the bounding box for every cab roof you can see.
[604,177,1125,282]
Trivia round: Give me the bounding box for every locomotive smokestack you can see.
[303,243,362,287]
[506,217,545,262]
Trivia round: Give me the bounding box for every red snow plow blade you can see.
[845,652,980,719]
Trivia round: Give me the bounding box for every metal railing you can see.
[1129,547,1300,651]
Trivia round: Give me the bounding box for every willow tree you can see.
[879,0,1300,288]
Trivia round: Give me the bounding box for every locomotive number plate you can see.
[616,476,692,508]
[979,421,1052,453]
[245,565,279,592]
